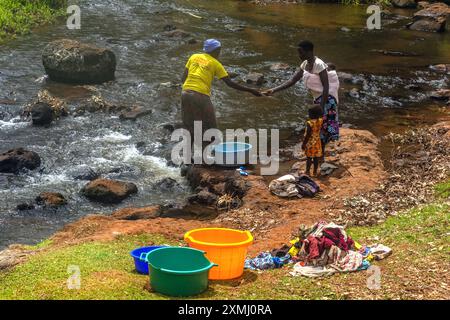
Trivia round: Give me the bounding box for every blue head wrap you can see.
[203,39,221,53]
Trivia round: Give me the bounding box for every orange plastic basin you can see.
[184,228,253,280]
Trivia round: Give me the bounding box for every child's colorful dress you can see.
[305,118,323,158]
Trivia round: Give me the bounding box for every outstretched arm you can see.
[264,68,304,95]
[222,77,262,96]
[318,69,329,111]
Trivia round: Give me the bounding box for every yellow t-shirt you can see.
[182,53,229,96]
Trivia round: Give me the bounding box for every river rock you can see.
[81,179,138,204]
[16,203,35,211]
[35,192,67,207]
[407,3,450,32]
[224,177,250,198]
[187,189,218,206]
[31,102,53,126]
[111,205,160,220]
[270,63,290,71]
[119,106,152,121]
[161,29,191,38]
[224,24,246,32]
[429,89,450,100]
[429,64,450,74]
[391,0,417,8]
[0,246,34,271]
[153,177,183,191]
[68,166,99,181]
[417,1,430,9]
[347,88,360,99]
[42,39,117,84]
[245,72,265,85]
[337,71,354,83]
[0,148,41,173]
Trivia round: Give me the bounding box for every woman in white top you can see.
[263,40,340,160]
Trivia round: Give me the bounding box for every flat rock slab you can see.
[81,179,138,204]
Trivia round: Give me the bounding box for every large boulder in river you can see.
[81,178,138,204]
[0,148,41,173]
[407,3,450,32]
[42,39,116,84]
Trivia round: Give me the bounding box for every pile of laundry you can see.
[245,221,392,278]
[269,174,320,198]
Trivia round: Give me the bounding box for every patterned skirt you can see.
[314,95,340,144]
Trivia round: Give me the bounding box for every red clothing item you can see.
[322,228,354,251]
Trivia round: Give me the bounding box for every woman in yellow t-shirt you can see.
[181,39,261,143]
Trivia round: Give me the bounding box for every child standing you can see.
[302,106,323,177]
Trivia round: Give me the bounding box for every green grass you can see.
[1,182,449,300]
[435,180,450,199]
[0,0,67,42]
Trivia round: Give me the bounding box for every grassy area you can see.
[0,0,66,42]
[0,181,448,300]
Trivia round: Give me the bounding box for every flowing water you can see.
[0,0,449,248]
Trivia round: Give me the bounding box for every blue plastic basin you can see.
[214,142,252,167]
[130,246,164,274]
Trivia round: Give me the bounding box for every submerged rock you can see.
[269,62,290,72]
[392,0,417,8]
[245,72,265,86]
[153,177,183,192]
[429,64,450,74]
[16,203,35,211]
[224,24,246,32]
[407,3,449,32]
[35,192,67,207]
[119,106,152,121]
[81,178,138,204]
[31,102,53,126]
[42,39,117,84]
[161,29,191,38]
[0,148,41,174]
[429,89,450,100]
[68,166,99,181]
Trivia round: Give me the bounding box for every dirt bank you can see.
[47,126,387,255]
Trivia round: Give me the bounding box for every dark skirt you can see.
[181,90,217,139]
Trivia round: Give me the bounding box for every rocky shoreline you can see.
[3,118,449,271]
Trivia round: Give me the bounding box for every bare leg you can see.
[320,138,326,163]
[305,157,312,176]
[313,157,319,177]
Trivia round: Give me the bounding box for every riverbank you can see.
[1,120,448,299]
[0,183,447,299]
[0,0,66,43]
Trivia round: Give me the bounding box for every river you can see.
[0,0,449,249]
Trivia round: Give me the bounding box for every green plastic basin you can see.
[146,247,217,297]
